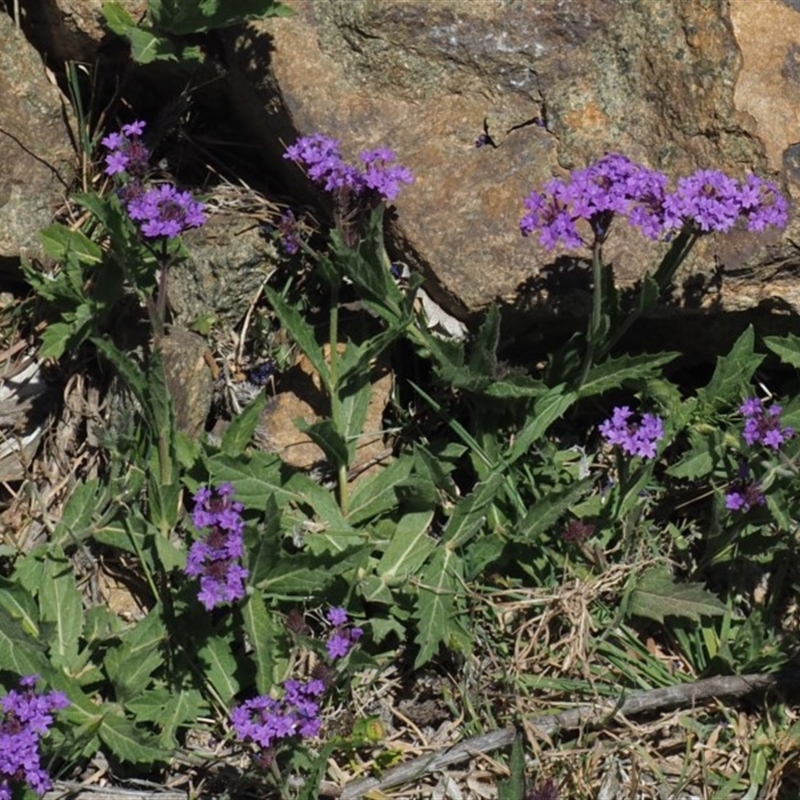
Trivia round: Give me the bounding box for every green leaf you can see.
[207,451,301,511]
[627,566,727,624]
[242,591,283,694]
[374,509,435,585]
[151,0,292,35]
[0,606,49,676]
[665,428,720,480]
[764,333,800,370]
[265,287,330,391]
[198,635,240,703]
[516,480,591,542]
[102,1,137,33]
[39,223,103,264]
[0,578,39,637]
[497,733,527,800]
[697,325,763,409]
[39,545,84,669]
[577,352,679,398]
[221,390,267,456]
[347,455,414,525]
[104,611,165,702]
[413,548,469,668]
[99,711,170,763]
[52,479,112,547]
[296,418,349,468]
[441,470,503,548]
[508,385,577,464]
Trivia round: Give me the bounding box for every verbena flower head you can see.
[125,183,206,239]
[599,405,664,460]
[231,677,325,750]
[521,157,789,249]
[185,484,248,610]
[520,153,669,248]
[284,133,413,204]
[739,397,794,450]
[276,209,302,254]
[101,120,151,178]
[0,676,69,799]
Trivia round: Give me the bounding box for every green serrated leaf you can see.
[516,479,591,542]
[627,566,727,624]
[347,455,414,525]
[265,287,330,390]
[0,606,49,676]
[198,635,240,703]
[242,591,283,694]
[414,548,469,668]
[698,325,763,409]
[374,509,435,585]
[441,470,503,548]
[296,417,349,468]
[577,352,680,398]
[508,385,577,464]
[105,611,165,702]
[99,711,169,763]
[764,333,800,370]
[222,390,267,456]
[39,545,84,669]
[0,578,39,637]
[102,1,138,33]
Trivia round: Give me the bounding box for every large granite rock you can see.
[0,11,74,259]
[222,0,800,324]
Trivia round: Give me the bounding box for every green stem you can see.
[327,281,349,515]
[575,238,606,389]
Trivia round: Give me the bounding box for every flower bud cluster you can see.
[184,483,248,610]
[599,406,665,460]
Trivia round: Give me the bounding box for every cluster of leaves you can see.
[102,0,293,64]
[9,23,800,797]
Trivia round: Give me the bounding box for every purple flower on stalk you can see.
[725,463,766,513]
[739,397,794,450]
[0,676,69,800]
[284,133,413,204]
[125,183,206,239]
[599,405,665,460]
[519,153,669,249]
[737,174,789,231]
[185,484,248,610]
[662,169,742,233]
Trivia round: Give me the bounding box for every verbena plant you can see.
[7,89,800,796]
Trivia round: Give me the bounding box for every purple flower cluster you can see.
[101,120,150,178]
[0,676,69,800]
[520,154,788,249]
[739,397,794,450]
[599,406,665,460]
[324,606,363,660]
[284,133,413,203]
[276,209,302,255]
[125,183,206,239]
[101,120,206,239]
[231,678,325,750]
[185,483,248,610]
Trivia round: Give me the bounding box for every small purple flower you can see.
[326,606,349,626]
[0,677,69,799]
[185,485,248,610]
[739,397,793,450]
[663,169,741,233]
[599,406,665,460]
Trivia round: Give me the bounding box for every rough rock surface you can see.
[223,0,800,323]
[0,11,74,258]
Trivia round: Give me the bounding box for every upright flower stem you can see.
[327,281,349,515]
